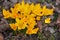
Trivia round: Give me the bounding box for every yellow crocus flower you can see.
[42,6,47,16]
[2,0,54,35]
[15,22,27,30]
[15,18,27,30]
[26,29,33,34]
[30,3,35,11]
[42,6,54,16]
[32,28,39,34]
[10,7,20,19]
[9,23,17,31]
[22,17,29,24]
[36,16,41,20]
[30,14,36,17]
[3,9,11,18]
[10,13,19,19]
[45,18,51,23]
[47,9,54,15]
[23,3,31,14]
[27,21,36,29]
[33,4,43,16]
[26,28,39,34]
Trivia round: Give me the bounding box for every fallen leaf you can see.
[56,0,60,4]
[0,33,4,40]
[56,14,60,24]
[56,14,60,32]
[37,21,43,32]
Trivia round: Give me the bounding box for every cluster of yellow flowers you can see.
[3,0,54,34]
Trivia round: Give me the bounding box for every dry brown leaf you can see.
[56,0,60,4]
[56,14,60,24]
[37,21,43,32]
[0,33,4,40]
[56,14,60,32]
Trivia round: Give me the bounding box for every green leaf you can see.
[18,27,27,34]
[39,0,45,2]
[53,12,58,21]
